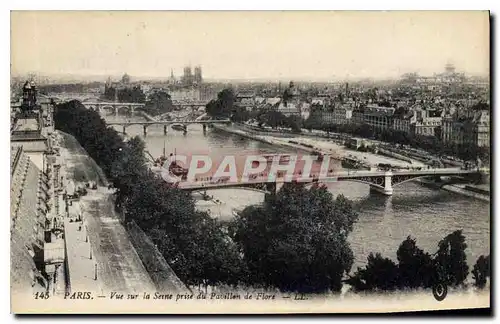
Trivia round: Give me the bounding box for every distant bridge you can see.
[81,102,146,115]
[171,100,210,107]
[106,119,231,135]
[42,93,101,103]
[47,94,209,112]
[177,168,484,196]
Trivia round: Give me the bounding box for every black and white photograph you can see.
[9,10,491,314]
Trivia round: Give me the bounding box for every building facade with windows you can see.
[391,108,414,134]
[363,105,395,130]
[414,117,442,136]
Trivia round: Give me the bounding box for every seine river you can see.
[105,115,490,272]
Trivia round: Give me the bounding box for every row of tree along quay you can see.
[207,89,303,132]
[54,98,490,296]
[204,88,489,163]
[303,109,490,164]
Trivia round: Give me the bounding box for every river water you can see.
[105,114,490,272]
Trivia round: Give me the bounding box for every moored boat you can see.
[153,144,189,181]
[341,156,364,169]
[262,153,292,163]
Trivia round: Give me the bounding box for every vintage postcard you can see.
[10,10,491,314]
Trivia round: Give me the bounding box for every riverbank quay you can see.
[212,123,425,168]
[415,178,490,202]
[442,184,490,202]
[212,124,489,201]
[56,130,158,294]
[138,111,157,121]
[240,123,464,167]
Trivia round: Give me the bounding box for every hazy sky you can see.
[11,11,490,80]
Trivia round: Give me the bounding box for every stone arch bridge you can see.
[82,102,146,116]
[105,119,232,135]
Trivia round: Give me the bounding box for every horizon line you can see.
[11,71,490,84]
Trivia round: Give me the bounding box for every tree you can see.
[230,106,250,123]
[104,84,116,101]
[145,90,173,115]
[231,183,358,293]
[286,115,302,133]
[396,236,434,289]
[262,110,288,129]
[110,136,148,209]
[346,230,473,293]
[205,99,222,117]
[433,230,469,287]
[117,86,146,103]
[205,88,236,118]
[304,108,323,130]
[346,253,400,292]
[472,255,490,289]
[54,99,247,290]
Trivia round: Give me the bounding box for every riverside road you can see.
[59,131,155,294]
[105,114,490,273]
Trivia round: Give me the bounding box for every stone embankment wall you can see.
[125,220,190,293]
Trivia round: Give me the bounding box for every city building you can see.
[11,81,59,296]
[441,113,454,144]
[277,101,301,117]
[168,69,177,85]
[11,146,50,294]
[194,66,203,85]
[333,104,353,125]
[235,92,256,111]
[392,109,414,134]
[174,65,204,87]
[363,105,395,130]
[457,109,489,148]
[11,82,53,172]
[411,106,443,137]
[414,117,442,137]
[474,110,490,148]
[182,66,193,86]
[169,88,201,102]
[266,97,282,106]
[351,106,365,125]
[121,73,130,84]
[300,102,311,120]
[199,85,220,102]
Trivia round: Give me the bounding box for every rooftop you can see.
[14,117,39,132]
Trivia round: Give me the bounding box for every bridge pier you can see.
[115,107,119,117]
[264,182,277,203]
[369,171,393,196]
[369,186,393,196]
[202,124,207,132]
[143,125,148,136]
[163,125,168,135]
[479,171,490,185]
[122,125,126,135]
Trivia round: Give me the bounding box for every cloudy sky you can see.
[11,11,489,80]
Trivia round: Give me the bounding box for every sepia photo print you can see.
[9,10,491,314]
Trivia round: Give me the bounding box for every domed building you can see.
[121,73,130,84]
